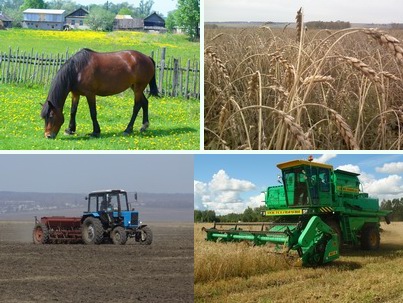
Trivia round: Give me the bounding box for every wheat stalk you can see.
[330,110,360,150]
[275,110,313,150]
[296,8,302,43]
[339,56,380,83]
[205,47,230,84]
[302,75,334,85]
[363,28,403,64]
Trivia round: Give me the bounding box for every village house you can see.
[23,9,66,30]
[144,12,166,32]
[0,12,12,28]
[113,15,143,31]
[65,7,89,30]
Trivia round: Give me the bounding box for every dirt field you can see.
[0,221,193,302]
[195,222,403,303]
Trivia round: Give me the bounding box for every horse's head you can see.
[41,101,64,139]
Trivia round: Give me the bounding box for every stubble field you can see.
[0,221,194,302]
[195,222,403,303]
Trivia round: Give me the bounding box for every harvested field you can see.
[195,222,403,303]
[0,221,193,302]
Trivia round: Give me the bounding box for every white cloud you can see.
[376,162,403,174]
[314,154,337,163]
[209,170,255,192]
[336,164,361,174]
[194,170,260,215]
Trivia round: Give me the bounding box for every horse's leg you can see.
[140,93,149,132]
[65,93,80,135]
[86,95,101,137]
[124,89,144,135]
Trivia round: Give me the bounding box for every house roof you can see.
[23,9,65,15]
[115,15,133,20]
[144,12,165,22]
[0,12,12,22]
[65,7,89,18]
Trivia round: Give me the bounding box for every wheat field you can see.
[194,222,403,303]
[204,20,403,150]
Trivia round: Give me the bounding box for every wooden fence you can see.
[0,47,200,99]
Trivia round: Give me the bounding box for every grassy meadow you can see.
[195,222,403,303]
[0,29,200,150]
[0,29,199,60]
[204,25,403,150]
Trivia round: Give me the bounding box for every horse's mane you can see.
[41,49,93,118]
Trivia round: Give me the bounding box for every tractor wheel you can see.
[138,226,153,245]
[111,227,127,245]
[82,217,104,245]
[32,223,50,244]
[361,225,380,250]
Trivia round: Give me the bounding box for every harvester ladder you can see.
[341,216,353,243]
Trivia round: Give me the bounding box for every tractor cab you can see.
[84,189,139,228]
[275,159,333,207]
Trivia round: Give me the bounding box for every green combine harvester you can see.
[204,158,392,266]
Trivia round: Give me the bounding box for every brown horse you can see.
[40,48,159,139]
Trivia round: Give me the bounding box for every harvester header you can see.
[204,158,391,266]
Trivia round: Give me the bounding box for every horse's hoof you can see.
[87,132,100,138]
[64,129,75,135]
[123,129,133,136]
[140,122,149,132]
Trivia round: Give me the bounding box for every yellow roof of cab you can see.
[277,160,333,170]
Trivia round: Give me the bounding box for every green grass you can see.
[0,29,200,150]
[0,29,199,61]
[0,84,199,150]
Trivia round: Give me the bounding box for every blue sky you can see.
[205,0,403,23]
[194,154,403,214]
[0,154,193,194]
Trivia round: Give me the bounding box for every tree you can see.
[118,7,133,16]
[176,0,199,41]
[134,0,154,18]
[46,0,77,12]
[85,6,115,31]
[20,0,46,10]
[165,10,177,33]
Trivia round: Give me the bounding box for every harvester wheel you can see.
[325,219,342,249]
[82,217,104,245]
[32,223,50,244]
[111,227,127,245]
[137,226,153,245]
[360,225,380,250]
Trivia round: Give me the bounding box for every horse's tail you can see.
[148,57,159,97]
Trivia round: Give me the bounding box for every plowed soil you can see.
[0,221,193,302]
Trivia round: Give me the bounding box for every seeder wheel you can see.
[32,223,50,244]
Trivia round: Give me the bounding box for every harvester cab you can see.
[204,158,392,267]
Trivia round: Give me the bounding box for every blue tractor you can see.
[81,189,153,245]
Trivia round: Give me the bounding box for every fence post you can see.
[172,58,179,97]
[5,47,11,84]
[185,59,191,99]
[158,47,166,93]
